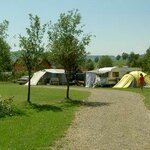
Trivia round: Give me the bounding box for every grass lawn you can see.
[0,83,90,150]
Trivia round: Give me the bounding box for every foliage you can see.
[127,52,141,67]
[142,48,150,73]
[0,20,9,39]
[116,54,121,60]
[47,9,92,98]
[97,55,113,68]
[19,14,46,103]
[0,20,12,79]
[0,39,12,71]
[113,59,127,67]
[10,51,22,63]
[94,56,99,63]
[0,96,22,117]
[122,52,129,60]
[84,59,95,71]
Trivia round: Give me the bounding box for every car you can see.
[17,76,29,85]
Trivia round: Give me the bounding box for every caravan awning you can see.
[43,69,65,74]
[86,69,99,74]
[98,67,117,74]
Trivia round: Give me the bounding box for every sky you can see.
[0,0,150,56]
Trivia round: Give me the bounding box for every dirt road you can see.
[51,89,150,150]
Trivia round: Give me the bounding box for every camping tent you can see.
[25,69,67,85]
[113,71,150,88]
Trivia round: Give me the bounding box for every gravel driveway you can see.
[51,89,150,150]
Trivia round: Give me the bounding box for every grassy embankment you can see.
[0,83,90,149]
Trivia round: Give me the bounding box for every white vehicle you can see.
[17,76,29,85]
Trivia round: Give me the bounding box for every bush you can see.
[0,96,23,117]
[0,72,12,81]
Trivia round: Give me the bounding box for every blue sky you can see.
[0,0,150,56]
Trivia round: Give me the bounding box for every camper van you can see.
[97,66,141,86]
[85,66,141,87]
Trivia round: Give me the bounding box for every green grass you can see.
[0,83,90,150]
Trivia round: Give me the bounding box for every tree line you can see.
[85,51,150,73]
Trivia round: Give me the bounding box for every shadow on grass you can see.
[30,103,62,112]
[64,99,111,107]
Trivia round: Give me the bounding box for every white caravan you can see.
[86,66,141,87]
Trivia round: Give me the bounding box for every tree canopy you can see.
[84,59,95,71]
[122,52,129,60]
[142,48,150,73]
[97,55,113,68]
[19,14,46,103]
[0,20,12,79]
[127,52,141,67]
[47,9,92,98]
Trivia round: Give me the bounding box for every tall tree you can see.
[127,52,140,67]
[0,20,12,79]
[97,55,113,68]
[94,56,99,63]
[122,52,129,60]
[142,48,150,73]
[47,9,92,99]
[84,59,95,71]
[116,55,121,60]
[19,14,46,103]
[0,20,9,39]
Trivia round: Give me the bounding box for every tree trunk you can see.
[65,71,70,99]
[27,70,31,103]
[66,80,70,99]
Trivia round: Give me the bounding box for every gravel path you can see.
[51,89,150,150]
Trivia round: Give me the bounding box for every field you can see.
[0,83,90,149]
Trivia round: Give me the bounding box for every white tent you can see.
[26,69,67,85]
[85,70,98,87]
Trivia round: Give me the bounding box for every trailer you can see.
[97,66,141,86]
[85,66,141,87]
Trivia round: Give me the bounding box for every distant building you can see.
[13,57,52,77]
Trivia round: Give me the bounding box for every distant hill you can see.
[10,51,116,63]
[86,55,116,61]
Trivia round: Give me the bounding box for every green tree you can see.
[47,9,92,99]
[127,52,140,67]
[0,20,12,80]
[0,20,9,39]
[84,59,95,71]
[97,55,113,68]
[142,48,150,73]
[19,14,46,103]
[122,52,129,60]
[116,55,121,60]
[94,56,99,63]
